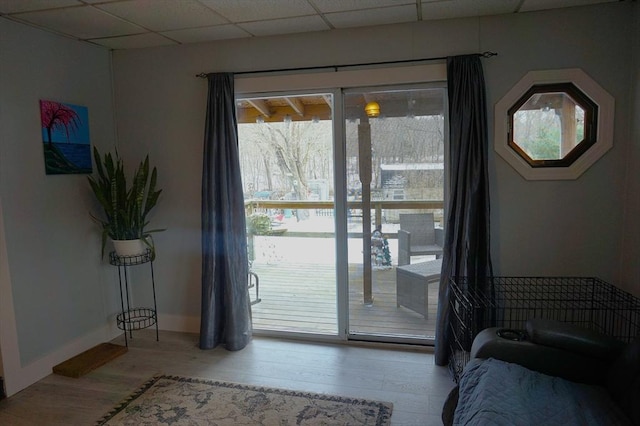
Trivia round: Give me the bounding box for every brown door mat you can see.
[53,343,127,378]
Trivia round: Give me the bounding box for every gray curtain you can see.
[200,73,252,351]
[434,55,493,365]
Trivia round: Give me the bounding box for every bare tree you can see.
[239,113,443,201]
[239,120,331,200]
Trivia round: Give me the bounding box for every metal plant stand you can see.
[109,249,159,347]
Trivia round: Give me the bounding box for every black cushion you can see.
[526,318,625,361]
[471,327,612,385]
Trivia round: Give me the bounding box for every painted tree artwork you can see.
[40,100,92,174]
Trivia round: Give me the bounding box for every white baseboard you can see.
[2,325,115,397]
[2,313,198,397]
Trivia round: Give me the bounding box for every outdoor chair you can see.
[397,213,444,266]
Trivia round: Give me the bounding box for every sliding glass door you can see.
[344,85,446,343]
[237,85,446,344]
[237,92,338,336]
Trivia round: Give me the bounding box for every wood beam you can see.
[284,97,305,117]
[247,99,271,117]
[322,95,333,111]
[237,104,331,124]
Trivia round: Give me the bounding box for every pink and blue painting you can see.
[40,99,92,175]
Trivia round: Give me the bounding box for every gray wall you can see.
[0,18,120,382]
[0,0,637,395]
[110,1,639,332]
[482,5,635,283]
[108,17,484,328]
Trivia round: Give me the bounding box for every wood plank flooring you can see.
[250,261,439,339]
[0,331,456,425]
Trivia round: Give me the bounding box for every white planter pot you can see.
[112,239,146,257]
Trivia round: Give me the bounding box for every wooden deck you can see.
[249,261,439,341]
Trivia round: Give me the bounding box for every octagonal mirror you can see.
[495,69,614,180]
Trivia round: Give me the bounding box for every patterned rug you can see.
[96,375,393,425]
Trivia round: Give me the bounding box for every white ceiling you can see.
[0,0,620,50]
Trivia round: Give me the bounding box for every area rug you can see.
[96,375,393,425]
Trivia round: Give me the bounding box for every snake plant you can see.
[88,147,164,258]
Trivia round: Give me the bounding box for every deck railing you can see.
[245,199,445,235]
[245,199,445,305]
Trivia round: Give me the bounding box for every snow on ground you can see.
[252,214,400,265]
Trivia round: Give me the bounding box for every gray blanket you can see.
[454,358,631,425]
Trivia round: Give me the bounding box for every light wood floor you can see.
[0,330,456,425]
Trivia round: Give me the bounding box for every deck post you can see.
[358,119,373,305]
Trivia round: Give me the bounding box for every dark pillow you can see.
[526,318,625,361]
[607,336,640,424]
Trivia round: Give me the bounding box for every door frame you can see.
[341,82,449,345]
[235,66,448,344]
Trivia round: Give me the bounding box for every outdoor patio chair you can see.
[397,213,444,266]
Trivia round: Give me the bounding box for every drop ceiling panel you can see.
[310,0,414,14]
[421,0,520,20]
[13,7,144,39]
[0,0,79,14]
[199,0,317,22]
[239,15,329,37]
[325,4,417,29]
[89,32,177,49]
[96,0,228,32]
[162,24,251,43]
[519,0,617,12]
[0,0,622,49]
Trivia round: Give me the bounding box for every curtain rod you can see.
[196,51,497,78]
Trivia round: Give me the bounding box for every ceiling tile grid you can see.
[0,0,623,50]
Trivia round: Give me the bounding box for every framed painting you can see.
[40,100,92,175]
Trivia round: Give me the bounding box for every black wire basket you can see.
[116,307,157,332]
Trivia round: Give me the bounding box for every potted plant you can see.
[88,147,164,258]
[247,213,272,236]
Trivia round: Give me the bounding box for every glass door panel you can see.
[344,86,446,343]
[237,92,337,335]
